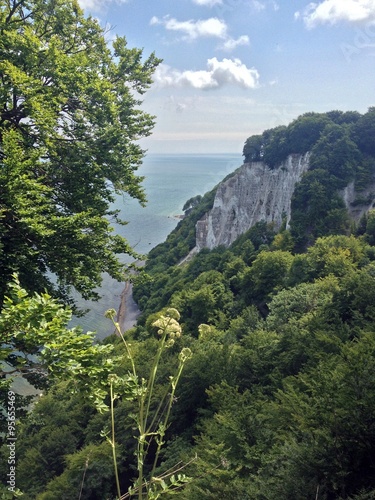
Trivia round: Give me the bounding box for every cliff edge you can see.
[196,153,310,250]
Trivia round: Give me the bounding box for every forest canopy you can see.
[242,109,375,250]
[5,230,375,498]
[242,110,363,167]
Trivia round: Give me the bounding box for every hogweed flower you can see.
[105,308,117,320]
[165,308,180,321]
[152,315,182,338]
[179,347,192,363]
[198,323,212,339]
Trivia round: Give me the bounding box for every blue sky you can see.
[78,0,375,154]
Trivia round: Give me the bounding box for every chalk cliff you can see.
[195,153,310,250]
[340,180,375,222]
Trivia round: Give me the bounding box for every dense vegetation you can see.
[244,109,375,250]
[2,1,375,499]
[0,0,160,412]
[0,0,160,307]
[5,229,375,498]
[4,106,375,496]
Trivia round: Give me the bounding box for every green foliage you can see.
[266,275,339,331]
[355,154,375,192]
[0,0,160,305]
[364,209,375,245]
[264,332,375,498]
[290,170,349,250]
[171,270,234,331]
[261,125,289,168]
[6,385,95,498]
[289,121,362,249]
[182,195,202,214]
[287,113,331,154]
[6,104,375,498]
[242,111,355,169]
[241,109,375,251]
[1,302,193,498]
[7,229,375,498]
[131,225,375,498]
[243,134,263,162]
[354,107,375,155]
[240,249,294,307]
[38,442,115,500]
[309,124,360,187]
[0,278,114,403]
[242,109,365,171]
[105,308,193,499]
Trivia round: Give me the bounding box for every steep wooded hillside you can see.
[147,108,375,264]
[3,108,375,500]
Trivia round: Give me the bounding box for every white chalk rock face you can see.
[196,153,310,250]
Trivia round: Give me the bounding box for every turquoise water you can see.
[74,153,242,337]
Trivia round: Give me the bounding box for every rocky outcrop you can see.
[340,180,375,222]
[196,153,310,250]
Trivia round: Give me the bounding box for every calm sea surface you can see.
[73,153,242,337]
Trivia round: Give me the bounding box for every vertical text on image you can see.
[6,390,17,493]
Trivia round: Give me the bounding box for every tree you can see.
[265,332,375,499]
[38,442,115,500]
[364,209,375,245]
[171,270,234,332]
[303,235,368,280]
[3,385,96,498]
[243,134,263,162]
[0,0,160,305]
[0,282,193,497]
[287,112,331,154]
[261,126,289,168]
[183,195,202,214]
[309,123,360,187]
[240,249,294,307]
[0,277,115,403]
[353,107,375,155]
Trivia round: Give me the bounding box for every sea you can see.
[73,153,243,338]
[10,154,242,395]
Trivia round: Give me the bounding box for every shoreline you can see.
[115,261,145,333]
[116,281,141,332]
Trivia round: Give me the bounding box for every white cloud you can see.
[153,58,260,90]
[150,16,228,40]
[221,35,250,51]
[193,0,223,5]
[151,16,250,51]
[296,0,375,28]
[220,35,250,52]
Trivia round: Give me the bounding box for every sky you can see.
[78,0,375,154]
